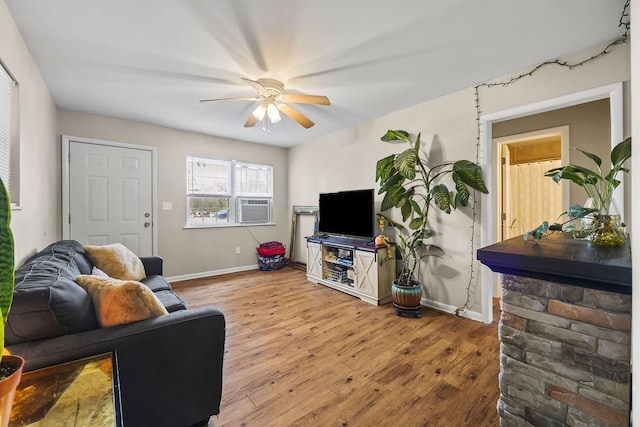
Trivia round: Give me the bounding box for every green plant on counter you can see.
[525,137,631,242]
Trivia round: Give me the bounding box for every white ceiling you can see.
[4,0,627,147]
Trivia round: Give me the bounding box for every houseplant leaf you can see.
[452,160,489,193]
[567,203,595,219]
[610,137,631,167]
[376,155,396,183]
[409,217,424,230]
[572,147,602,168]
[545,166,599,186]
[450,191,459,209]
[0,178,13,351]
[401,198,412,222]
[378,171,404,194]
[381,130,411,144]
[431,184,451,214]
[524,221,548,241]
[381,185,405,211]
[452,172,470,206]
[409,200,421,217]
[394,148,417,180]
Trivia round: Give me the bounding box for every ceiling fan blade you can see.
[199,97,260,103]
[244,114,259,128]
[278,104,315,129]
[242,78,269,96]
[282,94,330,106]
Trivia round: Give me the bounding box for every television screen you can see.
[318,189,375,239]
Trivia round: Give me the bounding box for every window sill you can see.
[183,222,276,230]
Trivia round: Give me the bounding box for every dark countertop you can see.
[477,232,632,294]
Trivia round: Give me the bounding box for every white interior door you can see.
[66,140,154,256]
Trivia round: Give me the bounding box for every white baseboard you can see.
[166,267,486,323]
[420,297,484,323]
[166,264,259,283]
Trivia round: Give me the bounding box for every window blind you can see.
[186,156,231,196]
[235,162,273,197]
[0,64,14,191]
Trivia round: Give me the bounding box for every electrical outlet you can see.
[235,247,241,255]
[162,202,172,210]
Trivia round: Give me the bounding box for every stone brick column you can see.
[477,233,632,427]
[499,275,630,426]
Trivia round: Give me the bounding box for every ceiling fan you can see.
[200,78,330,129]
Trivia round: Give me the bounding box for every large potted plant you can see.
[0,178,23,427]
[525,137,631,246]
[375,130,488,317]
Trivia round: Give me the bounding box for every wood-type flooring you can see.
[171,267,500,427]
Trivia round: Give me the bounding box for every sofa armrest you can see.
[139,256,163,276]
[7,307,225,427]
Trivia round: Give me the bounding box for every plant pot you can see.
[391,280,422,318]
[590,214,626,247]
[0,355,24,427]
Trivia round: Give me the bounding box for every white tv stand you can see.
[305,235,395,306]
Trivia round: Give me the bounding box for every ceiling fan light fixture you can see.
[202,77,329,130]
[267,103,281,123]
[252,104,267,120]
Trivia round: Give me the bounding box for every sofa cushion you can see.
[141,275,171,293]
[7,240,98,345]
[76,275,168,327]
[84,243,146,281]
[153,289,187,313]
[140,275,186,312]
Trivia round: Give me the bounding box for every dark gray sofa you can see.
[5,240,225,427]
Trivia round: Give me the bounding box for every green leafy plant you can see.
[0,178,13,352]
[525,137,631,241]
[375,130,488,284]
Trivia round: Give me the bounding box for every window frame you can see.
[186,155,273,228]
[0,61,18,207]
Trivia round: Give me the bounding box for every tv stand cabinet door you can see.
[355,250,377,297]
[307,242,322,280]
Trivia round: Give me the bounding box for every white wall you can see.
[289,41,630,319]
[0,1,59,265]
[58,111,289,278]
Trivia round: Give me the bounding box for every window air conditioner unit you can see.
[237,198,271,223]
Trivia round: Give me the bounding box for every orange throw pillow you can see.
[84,243,146,281]
[76,275,167,327]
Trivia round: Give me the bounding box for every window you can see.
[0,62,17,204]
[186,156,273,226]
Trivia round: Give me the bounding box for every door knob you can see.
[144,213,150,218]
[144,222,151,228]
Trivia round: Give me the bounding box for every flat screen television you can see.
[318,189,375,239]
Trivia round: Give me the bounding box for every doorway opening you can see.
[495,126,569,241]
[479,82,624,324]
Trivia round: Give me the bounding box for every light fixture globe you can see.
[266,103,281,123]
[252,103,267,120]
